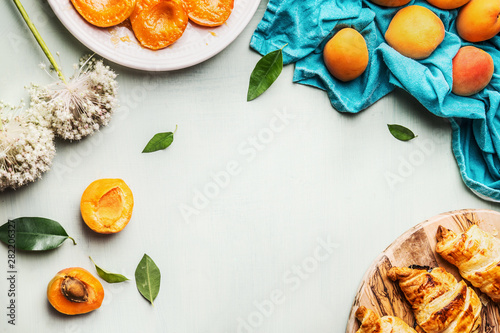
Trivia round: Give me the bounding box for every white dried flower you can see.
[30,55,118,141]
[0,102,55,191]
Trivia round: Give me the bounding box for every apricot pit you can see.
[80,178,134,234]
[47,267,104,315]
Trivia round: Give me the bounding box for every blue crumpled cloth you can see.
[250,0,500,202]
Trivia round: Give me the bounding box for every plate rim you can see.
[46,0,262,71]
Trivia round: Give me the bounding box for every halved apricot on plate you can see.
[47,267,104,315]
[130,0,189,50]
[70,0,137,28]
[183,0,234,27]
[81,178,134,234]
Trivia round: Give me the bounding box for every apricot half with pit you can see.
[183,0,234,27]
[47,267,104,315]
[81,178,134,234]
[70,0,137,28]
[130,0,189,50]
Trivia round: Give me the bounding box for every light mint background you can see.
[0,1,497,332]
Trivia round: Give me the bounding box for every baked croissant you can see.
[387,266,481,333]
[436,224,500,302]
[355,306,417,333]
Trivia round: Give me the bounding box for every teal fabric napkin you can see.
[250,0,500,202]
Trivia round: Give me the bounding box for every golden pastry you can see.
[436,224,500,302]
[387,266,481,333]
[355,306,417,333]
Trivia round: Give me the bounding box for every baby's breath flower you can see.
[30,56,118,141]
[0,102,55,191]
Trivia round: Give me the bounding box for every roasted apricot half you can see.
[130,0,189,50]
[183,0,234,27]
[71,0,137,28]
[47,267,104,315]
[80,178,134,234]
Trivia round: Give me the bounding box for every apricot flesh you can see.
[183,0,234,27]
[81,179,134,234]
[452,46,494,96]
[456,0,500,42]
[323,28,369,82]
[369,0,411,7]
[425,0,471,9]
[385,5,445,60]
[70,0,137,28]
[130,0,189,50]
[47,267,104,315]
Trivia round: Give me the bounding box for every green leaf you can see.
[90,256,129,283]
[0,217,76,251]
[142,125,177,153]
[135,254,161,305]
[387,124,417,141]
[247,46,285,101]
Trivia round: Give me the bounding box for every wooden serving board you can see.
[346,209,500,333]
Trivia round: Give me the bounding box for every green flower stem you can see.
[12,0,67,83]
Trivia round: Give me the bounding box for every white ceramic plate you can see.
[47,0,261,71]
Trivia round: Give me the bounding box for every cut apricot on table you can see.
[47,267,104,315]
[70,0,137,28]
[81,179,134,234]
[130,0,189,50]
[183,0,234,27]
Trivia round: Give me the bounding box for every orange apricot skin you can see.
[80,178,134,234]
[452,46,494,96]
[456,0,500,42]
[183,0,234,27]
[426,0,471,9]
[385,5,445,60]
[130,0,189,50]
[47,267,104,315]
[323,28,369,82]
[71,0,137,28]
[369,0,411,7]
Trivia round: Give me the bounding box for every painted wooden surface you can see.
[346,209,500,333]
[1,1,500,332]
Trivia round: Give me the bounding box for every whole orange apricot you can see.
[80,178,134,234]
[456,0,500,42]
[71,0,137,28]
[47,267,104,315]
[385,5,445,59]
[323,28,369,82]
[369,0,411,7]
[452,46,494,96]
[426,0,470,9]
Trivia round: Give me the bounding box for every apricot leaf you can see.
[142,125,177,153]
[135,254,161,305]
[387,124,417,141]
[247,46,285,101]
[0,217,76,251]
[90,257,129,283]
